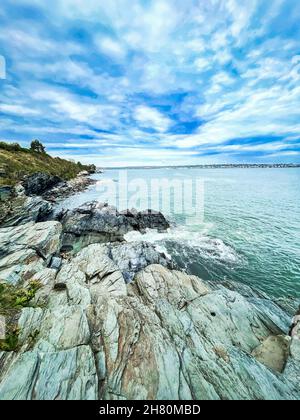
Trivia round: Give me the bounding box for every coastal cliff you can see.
[0,178,299,400]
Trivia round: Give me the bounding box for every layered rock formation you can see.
[22,173,62,196]
[42,173,96,202]
[0,214,299,400]
[0,173,96,228]
[55,202,170,251]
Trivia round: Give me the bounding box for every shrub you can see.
[0,141,25,152]
[30,139,46,154]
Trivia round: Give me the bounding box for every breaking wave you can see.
[125,226,242,267]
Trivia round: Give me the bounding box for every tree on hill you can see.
[30,140,46,154]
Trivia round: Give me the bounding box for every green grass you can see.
[0,141,95,186]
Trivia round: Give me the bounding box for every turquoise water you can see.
[59,168,300,299]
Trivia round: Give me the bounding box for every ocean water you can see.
[58,168,300,299]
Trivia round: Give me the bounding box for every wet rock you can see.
[122,209,170,233]
[55,202,170,251]
[275,297,300,317]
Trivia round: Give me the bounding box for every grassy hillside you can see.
[0,141,95,186]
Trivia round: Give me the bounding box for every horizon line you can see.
[100,163,300,170]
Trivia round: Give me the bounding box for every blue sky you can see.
[0,0,300,166]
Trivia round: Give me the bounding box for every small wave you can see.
[125,226,241,265]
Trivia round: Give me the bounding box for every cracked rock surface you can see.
[0,219,299,400]
[55,202,170,251]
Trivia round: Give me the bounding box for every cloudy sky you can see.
[0,0,300,166]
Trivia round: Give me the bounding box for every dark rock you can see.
[1,196,53,227]
[54,201,170,250]
[49,256,62,270]
[132,209,170,233]
[23,173,63,196]
[0,186,14,202]
[43,176,96,202]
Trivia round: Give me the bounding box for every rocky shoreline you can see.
[0,171,96,227]
[0,173,299,400]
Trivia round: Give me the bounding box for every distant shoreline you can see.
[102,163,300,170]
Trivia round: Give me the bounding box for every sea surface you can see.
[58,167,300,299]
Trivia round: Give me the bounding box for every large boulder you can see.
[22,173,62,196]
[120,208,170,233]
[56,202,170,252]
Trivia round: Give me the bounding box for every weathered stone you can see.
[252,335,291,372]
[89,264,299,400]
[0,346,98,400]
[1,196,53,227]
[34,305,91,351]
[43,175,96,202]
[0,221,62,261]
[22,172,62,196]
[30,268,57,306]
[49,257,62,270]
[0,227,299,400]
[283,327,300,392]
[108,242,173,283]
[55,202,170,251]
[0,221,61,285]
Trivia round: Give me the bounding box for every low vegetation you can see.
[0,280,42,314]
[0,140,96,186]
[0,280,43,351]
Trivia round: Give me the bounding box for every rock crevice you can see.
[0,205,299,400]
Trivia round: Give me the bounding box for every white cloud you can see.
[226,0,258,38]
[194,58,210,72]
[1,0,300,165]
[95,37,126,60]
[58,146,202,167]
[0,28,82,57]
[212,72,235,85]
[134,106,172,133]
[0,104,40,117]
[174,83,300,148]
[30,87,122,129]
